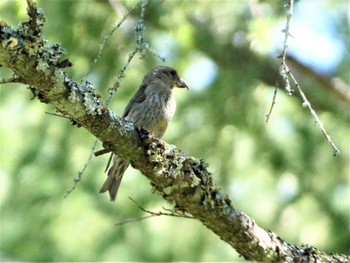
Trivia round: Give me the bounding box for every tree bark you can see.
[0,1,348,262]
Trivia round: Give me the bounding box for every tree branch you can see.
[0,1,348,262]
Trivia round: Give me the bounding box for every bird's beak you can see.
[175,78,188,89]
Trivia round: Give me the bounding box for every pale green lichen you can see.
[154,165,166,176]
[79,80,102,115]
[169,163,182,178]
[189,174,201,187]
[83,94,99,115]
[122,121,134,133]
[108,111,129,132]
[69,86,82,102]
[163,143,176,155]
[149,152,162,163]
[162,180,191,195]
[35,60,50,73]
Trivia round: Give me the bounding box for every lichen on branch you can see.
[0,1,348,262]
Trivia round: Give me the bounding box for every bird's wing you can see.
[122,83,147,119]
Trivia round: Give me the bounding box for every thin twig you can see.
[114,197,194,226]
[279,0,340,156]
[105,0,165,105]
[69,1,143,194]
[64,139,99,198]
[265,86,278,123]
[94,148,111,157]
[289,71,340,156]
[105,48,138,105]
[114,214,157,226]
[279,0,294,96]
[130,197,193,219]
[72,0,167,195]
[105,0,147,104]
[45,111,70,120]
[83,2,139,80]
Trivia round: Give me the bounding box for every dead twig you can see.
[278,0,340,156]
[114,197,194,226]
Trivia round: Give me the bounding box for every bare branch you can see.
[279,0,340,156]
[115,197,194,226]
[288,71,341,156]
[105,0,165,105]
[64,140,98,198]
[279,0,294,95]
[265,85,278,123]
[83,1,140,80]
[94,148,111,157]
[77,0,167,190]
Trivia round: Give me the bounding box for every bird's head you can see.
[146,66,188,90]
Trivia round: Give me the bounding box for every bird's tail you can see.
[99,155,129,201]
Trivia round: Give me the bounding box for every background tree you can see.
[0,0,349,261]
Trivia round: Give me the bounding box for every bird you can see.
[99,66,188,201]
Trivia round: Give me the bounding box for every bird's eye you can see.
[169,69,177,77]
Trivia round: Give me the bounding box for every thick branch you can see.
[0,2,348,262]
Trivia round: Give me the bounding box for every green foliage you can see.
[0,0,349,261]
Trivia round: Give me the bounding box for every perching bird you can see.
[100,66,188,201]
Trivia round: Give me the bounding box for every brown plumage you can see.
[100,66,188,201]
